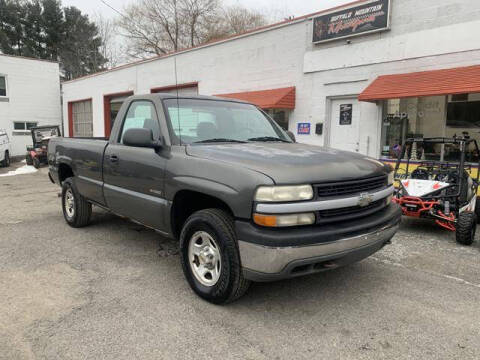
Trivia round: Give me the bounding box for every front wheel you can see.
[26,154,33,166]
[456,212,476,246]
[61,178,92,228]
[180,209,250,304]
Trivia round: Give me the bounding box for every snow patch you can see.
[0,165,38,177]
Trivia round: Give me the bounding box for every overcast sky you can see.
[62,0,351,19]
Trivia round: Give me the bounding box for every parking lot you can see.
[0,165,479,360]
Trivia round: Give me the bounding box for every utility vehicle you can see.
[393,134,479,245]
[26,125,61,168]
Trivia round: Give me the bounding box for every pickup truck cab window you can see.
[164,99,290,145]
[120,100,160,144]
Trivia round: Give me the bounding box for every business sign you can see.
[312,0,390,44]
[297,123,311,135]
[339,104,353,125]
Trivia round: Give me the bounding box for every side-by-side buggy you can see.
[26,125,61,169]
[393,134,480,245]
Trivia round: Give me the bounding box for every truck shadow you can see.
[84,207,479,309]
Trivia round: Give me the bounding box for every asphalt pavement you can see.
[0,164,479,359]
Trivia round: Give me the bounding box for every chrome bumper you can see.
[238,223,398,276]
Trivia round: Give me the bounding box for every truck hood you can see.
[186,143,389,184]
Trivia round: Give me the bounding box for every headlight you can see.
[387,171,394,186]
[253,213,316,227]
[255,185,313,202]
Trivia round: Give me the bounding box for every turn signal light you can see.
[253,213,315,227]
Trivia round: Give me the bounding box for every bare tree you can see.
[201,5,266,43]
[180,0,218,47]
[117,0,174,58]
[94,13,123,68]
[222,5,266,34]
[116,0,267,60]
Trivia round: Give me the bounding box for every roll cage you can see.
[394,135,480,209]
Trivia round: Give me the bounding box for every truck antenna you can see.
[174,57,181,144]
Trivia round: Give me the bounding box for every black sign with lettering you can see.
[313,0,390,43]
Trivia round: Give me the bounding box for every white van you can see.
[0,130,11,167]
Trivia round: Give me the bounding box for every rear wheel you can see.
[61,178,92,228]
[26,154,33,166]
[456,212,476,246]
[32,157,40,169]
[180,208,250,304]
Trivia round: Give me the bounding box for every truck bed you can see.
[49,137,109,205]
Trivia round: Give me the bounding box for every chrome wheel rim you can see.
[65,189,75,218]
[188,231,222,287]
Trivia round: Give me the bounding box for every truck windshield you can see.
[164,99,291,145]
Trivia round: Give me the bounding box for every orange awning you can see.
[216,86,296,109]
[359,65,480,102]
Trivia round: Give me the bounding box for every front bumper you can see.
[236,203,401,281]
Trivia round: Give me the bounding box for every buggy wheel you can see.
[475,198,480,224]
[456,212,476,246]
[32,157,40,169]
[26,154,33,166]
[61,178,92,228]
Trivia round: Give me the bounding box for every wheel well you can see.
[58,163,74,184]
[171,190,233,239]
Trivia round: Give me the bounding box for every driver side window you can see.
[120,101,160,143]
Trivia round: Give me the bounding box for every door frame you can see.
[324,94,360,149]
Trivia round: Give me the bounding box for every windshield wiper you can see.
[248,136,290,143]
[194,138,247,144]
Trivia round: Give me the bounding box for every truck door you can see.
[103,100,168,232]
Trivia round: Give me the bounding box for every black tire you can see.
[61,178,92,228]
[456,211,476,246]
[26,154,33,166]
[180,208,250,304]
[32,157,40,169]
[1,151,9,167]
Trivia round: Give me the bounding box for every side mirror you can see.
[123,128,162,149]
[287,131,296,143]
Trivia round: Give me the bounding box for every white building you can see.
[62,0,480,163]
[0,54,61,157]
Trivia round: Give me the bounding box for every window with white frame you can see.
[0,76,6,97]
[14,122,37,131]
[12,121,37,135]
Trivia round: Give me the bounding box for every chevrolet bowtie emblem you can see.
[357,193,374,207]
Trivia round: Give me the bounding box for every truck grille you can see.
[315,175,387,198]
[316,199,386,224]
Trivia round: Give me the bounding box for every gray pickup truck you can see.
[48,94,401,304]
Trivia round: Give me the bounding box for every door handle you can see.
[110,155,119,163]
